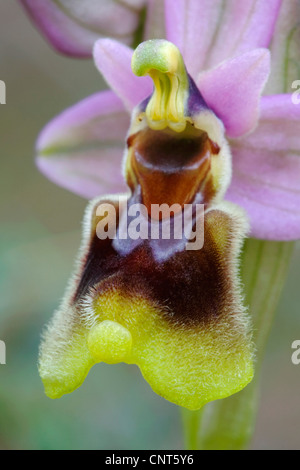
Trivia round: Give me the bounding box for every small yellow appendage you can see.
[88,320,132,364]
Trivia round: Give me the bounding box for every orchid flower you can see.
[23,0,300,426]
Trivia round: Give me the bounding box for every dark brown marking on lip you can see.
[73,197,242,328]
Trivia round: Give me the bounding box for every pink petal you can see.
[266,0,300,94]
[226,94,300,241]
[20,0,146,57]
[197,49,270,138]
[37,90,129,199]
[165,0,282,78]
[93,39,153,111]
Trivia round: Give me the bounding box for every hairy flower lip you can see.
[39,192,254,408]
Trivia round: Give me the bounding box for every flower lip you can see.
[38,195,253,409]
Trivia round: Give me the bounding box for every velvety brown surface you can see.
[74,196,240,327]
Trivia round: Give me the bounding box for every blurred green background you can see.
[0,1,299,450]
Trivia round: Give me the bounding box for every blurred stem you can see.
[181,238,294,450]
[181,409,204,450]
[242,239,294,352]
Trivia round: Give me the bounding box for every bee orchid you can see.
[24,0,300,410]
[38,40,256,409]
